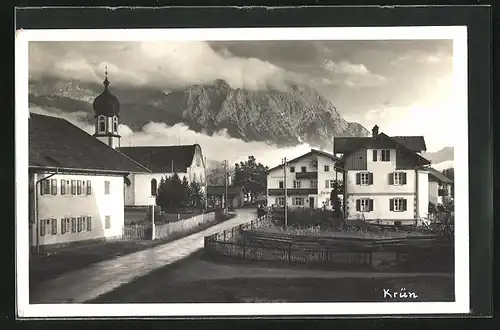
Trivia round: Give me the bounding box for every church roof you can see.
[93,75,120,118]
[117,145,200,173]
[29,113,150,174]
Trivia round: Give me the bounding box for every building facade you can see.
[428,167,453,207]
[335,125,431,225]
[266,149,341,210]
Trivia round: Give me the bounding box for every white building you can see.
[118,145,206,207]
[29,113,151,249]
[334,125,431,225]
[266,149,341,209]
[428,167,453,207]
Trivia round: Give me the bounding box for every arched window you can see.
[113,116,118,133]
[151,178,158,196]
[98,116,106,133]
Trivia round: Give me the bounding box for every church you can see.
[90,69,207,207]
[28,69,207,249]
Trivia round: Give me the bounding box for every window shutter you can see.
[369,173,374,185]
[40,220,46,236]
[356,173,361,185]
[51,219,57,235]
[372,150,377,162]
[369,199,374,211]
[356,199,361,211]
[71,218,76,233]
[389,172,394,185]
[403,199,407,211]
[402,172,407,185]
[87,217,92,231]
[275,197,278,205]
[389,198,394,211]
[61,219,65,234]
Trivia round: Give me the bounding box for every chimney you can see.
[372,125,379,137]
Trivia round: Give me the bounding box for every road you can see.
[30,208,257,304]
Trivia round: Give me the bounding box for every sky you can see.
[29,38,456,168]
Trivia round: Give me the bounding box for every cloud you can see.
[29,41,302,92]
[322,59,387,88]
[390,51,452,66]
[30,107,314,169]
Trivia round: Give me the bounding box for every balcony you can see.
[295,171,318,179]
[268,188,317,196]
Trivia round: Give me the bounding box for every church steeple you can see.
[92,66,121,149]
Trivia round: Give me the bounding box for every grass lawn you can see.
[90,250,455,303]
[30,213,235,289]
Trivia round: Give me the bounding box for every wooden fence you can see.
[204,215,453,267]
[122,211,216,241]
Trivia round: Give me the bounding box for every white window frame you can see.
[312,160,318,168]
[289,166,295,173]
[278,181,284,189]
[393,198,405,212]
[394,172,405,185]
[61,218,71,235]
[381,149,391,162]
[293,197,304,206]
[113,116,118,133]
[105,215,111,229]
[98,115,106,133]
[360,173,370,185]
[311,180,318,188]
[293,180,301,189]
[277,197,285,206]
[360,198,371,212]
[324,165,330,172]
[104,180,111,195]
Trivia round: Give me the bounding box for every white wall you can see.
[345,148,417,222]
[317,154,340,209]
[417,170,429,219]
[188,145,206,189]
[428,181,439,205]
[34,173,125,246]
[130,172,188,206]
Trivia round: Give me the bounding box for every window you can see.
[356,198,373,212]
[41,180,50,195]
[391,172,407,185]
[86,217,92,232]
[293,180,301,188]
[104,181,110,195]
[278,181,284,189]
[151,178,158,196]
[356,172,373,185]
[277,197,285,206]
[51,179,57,195]
[98,116,106,132]
[61,218,71,234]
[61,180,66,195]
[77,180,82,195]
[196,157,201,167]
[381,149,391,162]
[311,180,318,188]
[325,179,335,189]
[40,219,53,237]
[77,217,83,232]
[292,197,304,206]
[373,150,378,162]
[105,216,111,229]
[113,116,118,132]
[390,198,407,212]
[86,180,92,195]
[324,165,330,172]
[71,218,77,233]
[289,166,295,173]
[312,160,318,168]
[301,166,306,173]
[71,180,76,195]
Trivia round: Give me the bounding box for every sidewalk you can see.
[30,209,257,304]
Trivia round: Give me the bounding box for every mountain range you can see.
[28,76,370,150]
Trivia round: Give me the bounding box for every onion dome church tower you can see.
[92,67,121,149]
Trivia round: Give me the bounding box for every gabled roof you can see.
[428,167,453,184]
[29,113,151,174]
[336,133,430,167]
[207,185,245,197]
[267,149,340,173]
[334,135,427,154]
[117,145,200,173]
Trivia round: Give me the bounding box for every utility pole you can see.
[204,156,208,210]
[282,157,288,229]
[224,159,228,215]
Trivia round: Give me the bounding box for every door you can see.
[309,197,314,208]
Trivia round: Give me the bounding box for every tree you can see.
[206,161,234,186]
[329,180,343,214]
[156,173,183,212]
[233,156,269,201]
[181,176,193,208]
[189,180,204,210]
[442,168,455,197]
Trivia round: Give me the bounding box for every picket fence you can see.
[122,211,216,241]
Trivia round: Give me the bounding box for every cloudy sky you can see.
[29,38,456,166]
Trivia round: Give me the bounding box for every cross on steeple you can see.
[103,65,110,89]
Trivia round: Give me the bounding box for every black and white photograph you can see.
[16,25,470,317]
